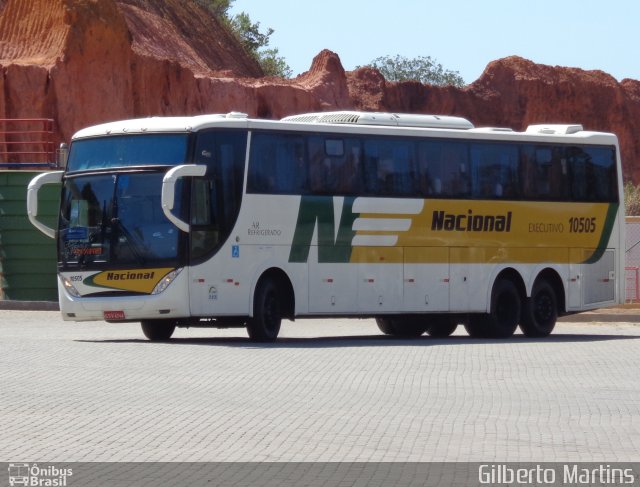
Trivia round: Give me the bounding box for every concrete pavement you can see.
[1,310,639,463]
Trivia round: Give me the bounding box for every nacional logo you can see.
[105,270,156,281]
[431,209,513,232]
[84,267,175,294]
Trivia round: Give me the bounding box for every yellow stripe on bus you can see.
[87,268,175,294]
[350,200,614,264]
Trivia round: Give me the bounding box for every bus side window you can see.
[248,133,306,194]
[335,139,362,194]
[443,141,469,196]
[247,134,276,193]
[220,144,240,221]
[522,145,558,200]
[418,141,442,196]
[309,136,328,193]
[309,137,362,195]
[363,140,380,194]
[567,146,590,201]
[363,138,416,196]
[580,146,618,202]
[470,143,519,199]
[342,142,363,194]
[191,133,220,258]
[275,136,306,193]
[418,140,470,197]
[317,137,342,192]
[191,179,213,226]
[520,145,538,199]
[390,141,416,196]
[548,147,568,200]
[533,148,553,198]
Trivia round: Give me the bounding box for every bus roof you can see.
[281,111,475,130]
[71,111,618,145]
[72,112,250,139]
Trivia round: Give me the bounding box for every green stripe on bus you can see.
[583,202,619,264]
[289,196,358,263]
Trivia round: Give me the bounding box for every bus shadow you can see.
[76,333,640,349]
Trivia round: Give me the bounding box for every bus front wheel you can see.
[247,278,282,342]
[465,279,521,338]
[489,279,521,338]
[520,280,557,337]
[141,320,176,341]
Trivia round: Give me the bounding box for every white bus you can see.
[27,111,625,341]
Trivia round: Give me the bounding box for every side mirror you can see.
[27,171,63,238]
[57,143,69,169]
[161,164,207,232]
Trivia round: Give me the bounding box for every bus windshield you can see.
[67,134,189,171]
[59,171,185,271]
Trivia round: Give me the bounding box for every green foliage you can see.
[624,181,640,216]
[230,13,291,78]
[193,0,292,78]
[259,48,293,78]
[231,12,273,53]
[363,54,465,87]
[194,0,233,19]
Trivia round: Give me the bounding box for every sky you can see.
[230,0,639,84]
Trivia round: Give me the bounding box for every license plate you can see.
[103,310,126,320]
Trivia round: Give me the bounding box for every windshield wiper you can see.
[110,217,148,266]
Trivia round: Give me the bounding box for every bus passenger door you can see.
[403,248,449,311]
[187,130,247,317]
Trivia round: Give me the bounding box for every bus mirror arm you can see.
[27,171,63,239]
[162,164,207,232]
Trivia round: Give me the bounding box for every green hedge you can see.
[0,171,60,301]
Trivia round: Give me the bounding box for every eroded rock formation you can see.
[1,0,639,180]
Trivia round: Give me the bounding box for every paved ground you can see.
[1,310,639,463]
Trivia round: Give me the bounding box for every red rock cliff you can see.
[348,56,640,181]
[1,0,639,181]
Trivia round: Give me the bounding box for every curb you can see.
[0,301,639,323]
[0,300,59,311]
[559,313,640,323]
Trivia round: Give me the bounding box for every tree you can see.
[231,12,273,53]
[194,0,292,78]
[363,54,465,87]
[230,12,292,78]
[259,48,293,78]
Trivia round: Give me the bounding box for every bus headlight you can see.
[152,268,182,295]
[61,276,81,297]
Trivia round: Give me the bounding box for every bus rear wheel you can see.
[426,316,457,337]
[520,280,557,337]
[464,317,490,338]
[141,320,176,341]
[376,317,426,338]
[247,278,281,342]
